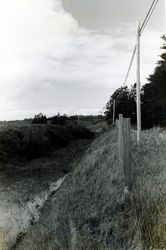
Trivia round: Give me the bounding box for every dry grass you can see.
[0,130,93,250]
[7,126,166,250]
[131,128,166,249]
[0,228,8,250]
[16,128,136,249]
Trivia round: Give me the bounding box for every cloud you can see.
[0,0,164,119]
[62,0,164,31]
[0,0,78,87]
[0,0,79,118]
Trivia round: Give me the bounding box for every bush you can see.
[50,114,68,126]
[67,125,94,140]
[32,113,47,124]
[0,125,94,163]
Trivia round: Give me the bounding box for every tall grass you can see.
[24,128,131,250]
[11,127,166,249]
[131,128,166,249]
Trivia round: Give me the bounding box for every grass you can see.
[17,126,166,250]
[0,134,93,250]
[0,124,94,164]
[131,127,166,249]
[1,125,166,249]
[16,127,131,249]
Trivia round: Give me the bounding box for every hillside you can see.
[8,126,166,250]
[0,124,94,164]
[0,124,94,250]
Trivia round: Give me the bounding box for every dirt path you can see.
[0,139,91,250]
[13,175,72,250]
[0,176,67,250]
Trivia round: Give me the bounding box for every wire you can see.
[140,0,157,31]
[122,0,159,87]
[110,46,137,108]
[123,45,137,86]
[140,0,159,34]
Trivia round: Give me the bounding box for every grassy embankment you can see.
[14,127,166,250]
[0,123,94,250]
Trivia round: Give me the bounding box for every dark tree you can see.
[32,113,47,124]
[50,113,68,126]
[142,35,166,128]
[105,36,166,129]
[105,85,136,124]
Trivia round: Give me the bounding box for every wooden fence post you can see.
[123,118,132,191]
[118,114,123,166]
[118,115,132,205]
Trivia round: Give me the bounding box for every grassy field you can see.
[0,123,165,249]
[0,123,94,250]
[12,126,166,250]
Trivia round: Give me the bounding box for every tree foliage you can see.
[105,36,166,129]
[141,35,166,128]
[105,85,136,124]
[50,113,68,126]
[32,113,47,124]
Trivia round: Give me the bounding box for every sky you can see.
[0,0,165,120]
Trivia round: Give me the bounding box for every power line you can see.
[123,45,137,86]
[140,0,159,34]
[123,0,159,86]
[140,0,157,32]
[111,45,136,110]
[114,0,159,125]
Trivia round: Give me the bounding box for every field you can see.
[0,123,94,250]
[0,122,165,249]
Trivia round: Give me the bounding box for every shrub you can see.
[0,125,94,163]
[67,125,94,140]
[32,113,47,124]
[50,114,68,126]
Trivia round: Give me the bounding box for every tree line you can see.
[105,35,166,129]
[32,113,103,126]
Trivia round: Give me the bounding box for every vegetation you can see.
[105,36,166,129]
[142,35,166,128]
[105,85,136,124]
[16,127,166,249]
[30,113,103,127]
[50,113,68,126]
[0,124,94,163]
[32,113,47,124]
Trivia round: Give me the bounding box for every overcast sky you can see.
[0,0,165,120]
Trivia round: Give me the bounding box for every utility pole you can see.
[136,21,141,144]
[113,99,116,125]
[165,0,166,31]
[78,115,80,125]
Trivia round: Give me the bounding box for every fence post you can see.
[124,118,132,191]
[113,99,116,125]
[118,114,132,205]
[118,114,123,166]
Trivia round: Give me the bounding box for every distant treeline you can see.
[105,35,166,129]
[31,113,103,126]
[0,114,104,127]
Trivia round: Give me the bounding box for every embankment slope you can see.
[15,127,166,250]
